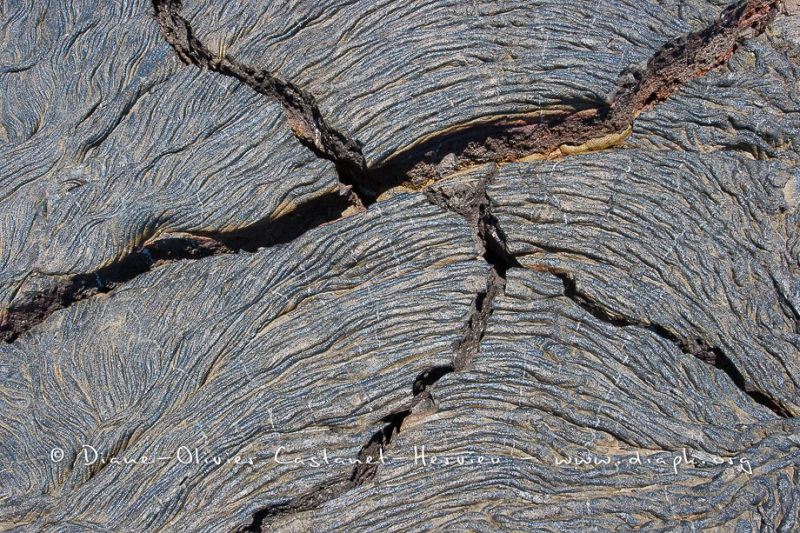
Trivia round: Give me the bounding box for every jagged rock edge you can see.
[240,160,516,533]
[551,270,791,418]
[151,0,369,200]
[367,0,782,191]
[0,192,351,343]
[1,0,778,344]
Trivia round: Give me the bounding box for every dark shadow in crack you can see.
[1,192,351,343]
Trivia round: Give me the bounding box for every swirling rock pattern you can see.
[0,0,338,324]
[488,150,800,415]
[0,0,798,531]
[0,195,486,530]
[272,269,800,531]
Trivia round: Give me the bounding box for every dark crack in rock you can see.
[488,150,800,416]
[271,269,800,531]
[0,0,797,531]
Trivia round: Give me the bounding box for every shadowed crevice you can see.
[0,192,351,343]
[151,0,371,204]
[239,372,442,530]
[240,166,521,532]
[363,0,781,198]
[551,270,790,418]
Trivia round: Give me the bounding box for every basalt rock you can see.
[0,0,798,531]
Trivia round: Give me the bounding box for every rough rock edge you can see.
[553,270,791,418]
[1,0,781,345]
[368,0,782,189]
[241,163,515,532]
[152,0,369,195]
[0,193,351,342]
[2,3,792,527]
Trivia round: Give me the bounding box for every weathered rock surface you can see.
[272,269,799,531]
[488,150,800,416]
[629,32,800,160]
[0,0,338,326]
[0,195,486,531]
[0,0,798,531]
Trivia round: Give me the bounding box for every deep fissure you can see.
[239,368,460,531]
[151,0,370,203]
[363,0,781,197]
[241,166,519,529]
[0,0,788,529]
[0,192,351,343]
[554,271,790,418]
[1,0,779,345]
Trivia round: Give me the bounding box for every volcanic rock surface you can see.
[0,0,798,531]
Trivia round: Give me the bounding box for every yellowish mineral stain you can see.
[374,125,635,203]
[558,126,633,156]
[516,152,548,163]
